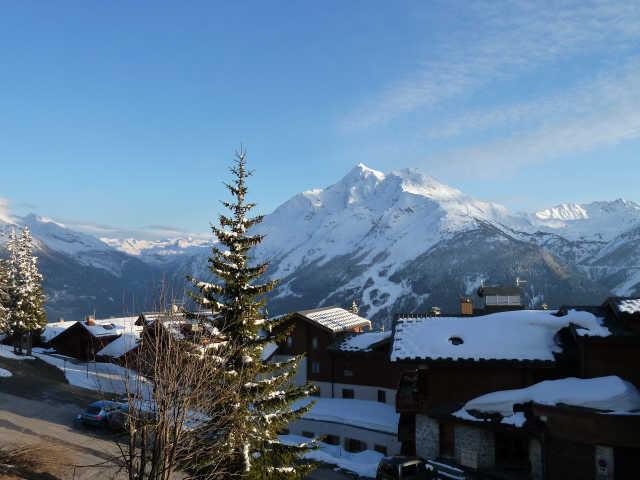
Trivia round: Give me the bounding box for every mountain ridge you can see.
[2,163,639,324]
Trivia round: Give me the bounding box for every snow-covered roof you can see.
[81,316,140,338]
[334,330,391,352]
[613,298,640,315]
[97,327,143,358]
[41,320,77,343]
[296,397,398,434]
[391,309,610,363]
[453,376,640,427]
[297,307,371,333]
[261,342,279,361]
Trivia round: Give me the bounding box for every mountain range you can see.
[2,164,639,327]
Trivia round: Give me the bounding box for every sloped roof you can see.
[97,327,143,358]
[41,320,77,343]
[81,316,140,338]
[391,309,610,363]
[297,307,371,333]
[333,330,391,352]
[453,376,640,428]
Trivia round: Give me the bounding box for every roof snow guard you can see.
[298,307,371,333]
[391,309,610,363]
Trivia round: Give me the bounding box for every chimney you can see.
[460,297,473,316]
[429,307,441,317]
[171,304,180,314]
[85,315,96,326]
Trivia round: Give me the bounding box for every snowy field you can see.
[1,344,142,395]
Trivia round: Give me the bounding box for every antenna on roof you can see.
[350,300,359,315]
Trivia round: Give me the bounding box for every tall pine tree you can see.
[5,227,47,354]
[0,253,8,334]
[186,149,317,479]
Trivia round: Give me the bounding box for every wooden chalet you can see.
[391,298,640,480]
[49,316,139,361]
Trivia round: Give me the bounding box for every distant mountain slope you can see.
[2,164,639,325]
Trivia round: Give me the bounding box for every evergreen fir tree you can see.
[0,254,8,334]
[186,148,317,479]
[5,228,47,354]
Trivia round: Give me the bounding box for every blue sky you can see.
[1,1,639,238]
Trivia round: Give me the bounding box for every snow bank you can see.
[0,368,13,378]
[295,397,399,434]
[453,376,640,426]
[392,309,609,362]
[280,434,383,478]
[0,344,34,360]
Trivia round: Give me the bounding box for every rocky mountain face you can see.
[2,165,640,326]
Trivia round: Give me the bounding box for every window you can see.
[343,368,354,377]
[286,336,293,348]
[377,390,387,403]
[344,438,366,453]
[311,361,320,374]
[342,388,354,399]
[374,444,388,455]
[324,434,340,445]
[311,337,318,350]
[302,431,314,438]
[448,336,464,345]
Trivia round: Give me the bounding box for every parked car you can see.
[77,400,127,428]
[376,456,435,480]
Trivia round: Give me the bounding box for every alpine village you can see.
[2,2,640,480]
[0,151,638,480]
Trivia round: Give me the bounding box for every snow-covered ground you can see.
[280,434,383,478]
[0,368,13,378]
[294,397,399,434]
[0,344,35,360]
[31,348,145,395]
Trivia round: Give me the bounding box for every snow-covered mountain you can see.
[2,164,639,325]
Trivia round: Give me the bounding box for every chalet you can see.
[275,306,403,456]
[276,306,372,396]
[49,316,139,360]
[391,308,614,478]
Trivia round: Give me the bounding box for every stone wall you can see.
[529,437,543,480]
[415,414,439,460]
[454,424,495,469]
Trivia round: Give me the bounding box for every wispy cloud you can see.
[433,105,640,175]
[425,57,640,140]
[0,198,15,224]
[59,219,208,241]
[340,0,640,130]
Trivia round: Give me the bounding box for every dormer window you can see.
[448,336,464,346]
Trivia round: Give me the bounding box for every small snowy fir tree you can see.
[186,149,317,479]
[5,228,46,354]
[0,254,9,334]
